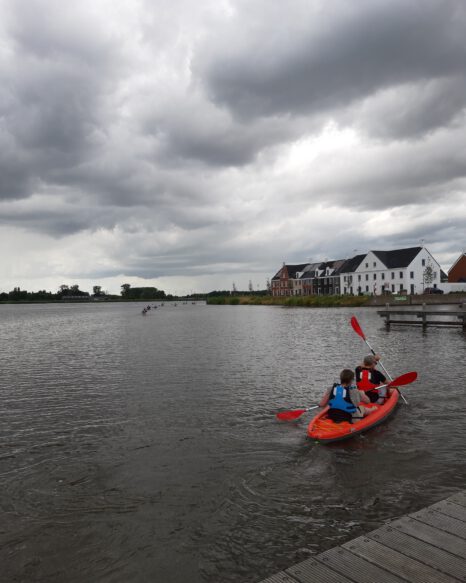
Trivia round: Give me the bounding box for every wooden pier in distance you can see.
[258,490,466,583]
[377,303,466,330]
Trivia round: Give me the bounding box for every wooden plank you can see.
[286,557,354,583]
[367,525,466,581]
[259,572,300,583]
[448,491,466,508]
[390,516,466,559]
[316,546,406,583]
[343,536,459,583]
[431,500,466,522]
[410,508,466,540]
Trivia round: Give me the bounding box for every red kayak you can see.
[307,389,400,443]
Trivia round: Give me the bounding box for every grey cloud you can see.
[198,0,466,136]
[345,77,466,140]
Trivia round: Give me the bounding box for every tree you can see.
[266,278,271,293]
[232,282,237,294]
[248,280,253,292]
[93,285,102,296]
[70,284,80,294]
[121,283,131,296]
[59,284,69,295]
[423,260,434,290]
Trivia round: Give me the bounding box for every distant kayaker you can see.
[355,355,387,404]
[319,369,377,423]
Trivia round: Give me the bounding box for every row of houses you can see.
[271,247,466,297]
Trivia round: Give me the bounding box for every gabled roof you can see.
[272,263,308,280]
[448,252,466,274]
[338,254,366,274]
[299,262,322,279]
[372,247,422,269]
[301,259,346,278]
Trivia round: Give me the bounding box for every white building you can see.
[342,246,443,296]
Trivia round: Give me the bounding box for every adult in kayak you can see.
[319,369,377,424]
[355,354,388,404]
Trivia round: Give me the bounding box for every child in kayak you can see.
[319,369,377,423]
[355,355,387,404]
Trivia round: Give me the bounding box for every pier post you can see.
[385,303,390,328]
[462,303,466,332]
[422,302,427,331]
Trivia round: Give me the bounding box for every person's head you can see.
[363,355,376,368]
[340,368,355,386]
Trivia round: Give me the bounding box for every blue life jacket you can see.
[328,384,357,413]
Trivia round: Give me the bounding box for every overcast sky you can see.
[1,0,466,295]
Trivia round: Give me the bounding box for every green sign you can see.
[394,295,407,301]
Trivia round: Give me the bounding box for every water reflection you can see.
[0,303,465,582]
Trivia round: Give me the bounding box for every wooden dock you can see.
[377,304,466,330]
[258,490,466,583]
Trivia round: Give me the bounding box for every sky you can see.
[1,0,466,295]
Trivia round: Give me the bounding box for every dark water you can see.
[1,303,465,582]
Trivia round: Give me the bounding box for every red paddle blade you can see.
[388,371,417,387]
[276,409,307,421]
[350,316,366,340]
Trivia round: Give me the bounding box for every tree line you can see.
[0,283,168,302]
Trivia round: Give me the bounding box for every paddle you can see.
[276,371,417,422]
[350,315,409,405]
[276,405,319,422]
[380,371,417,389]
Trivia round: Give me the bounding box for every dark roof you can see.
[338,254,366,274]
[272,263,308,280]
[372,247,422,269]
[300,262,323,279]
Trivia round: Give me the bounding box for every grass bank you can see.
[206,295,368,307]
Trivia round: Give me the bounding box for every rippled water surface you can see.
[1,303,465,582]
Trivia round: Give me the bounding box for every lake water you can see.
[1,302,465,582]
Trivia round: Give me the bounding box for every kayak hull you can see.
[307,389,400,443]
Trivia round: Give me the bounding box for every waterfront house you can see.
[339,254,366,295]
[448,252,466,283]
[309,259,346,295]
[271,263,309,297]
[272,247,445,297]
[351,246,442,295]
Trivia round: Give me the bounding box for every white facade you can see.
[340,247,443,296]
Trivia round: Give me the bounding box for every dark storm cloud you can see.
[0,0,123,204]
[0,0,465,290]
[198,0,466,136]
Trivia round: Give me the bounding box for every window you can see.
[358,275,361,282]
[434,271,438,280]
[381,273,385,280]
[373,262,376,267]
[399,284,403,291]
[400,271,403,278]
[373,273,377,280]
[344,276,347,282]
[410,284,415,294]
[366,286,369,292]
[365,263,368,268]
[391,272,395,279]
[365,274,369,281]
[422,259,426,266]
[410,271,414,279]
[391,284,395,292]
